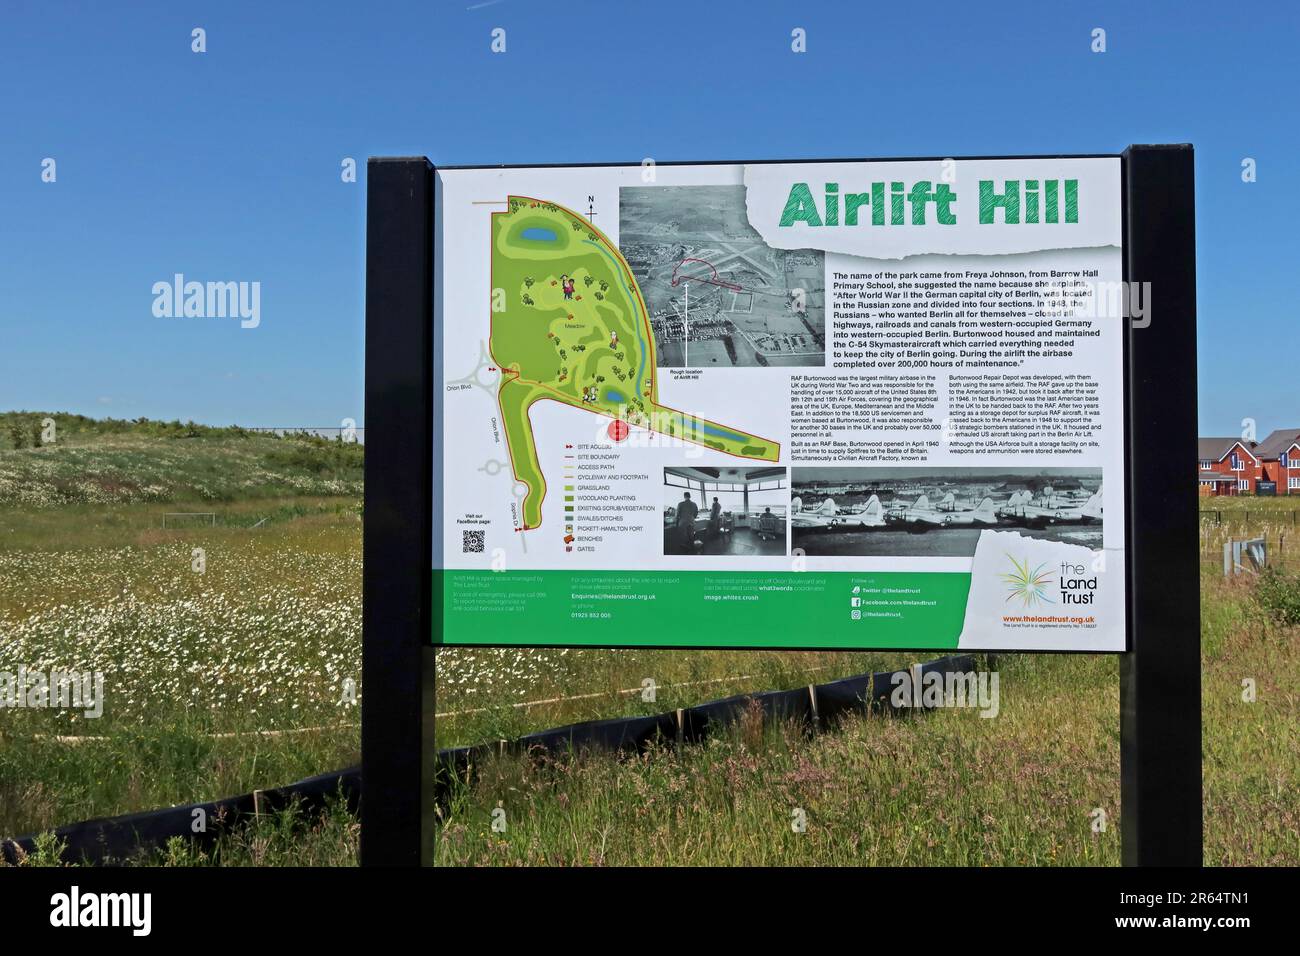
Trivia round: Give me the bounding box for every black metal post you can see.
[1121,144,1202,866]
[362,157,436,866]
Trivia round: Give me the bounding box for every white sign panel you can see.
[434,157,1126,651]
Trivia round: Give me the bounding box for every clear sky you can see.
[2,0,1295,433]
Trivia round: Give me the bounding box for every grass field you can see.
[2,418,1296,865]
[0,417,365,854]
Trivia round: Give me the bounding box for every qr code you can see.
[462,530,485,554]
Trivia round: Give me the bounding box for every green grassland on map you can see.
[489,196,779,530]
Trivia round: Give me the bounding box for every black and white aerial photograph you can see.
[620,185,825,368]
[791,466,1103,557]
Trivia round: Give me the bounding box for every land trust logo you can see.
[1001,554,1099,608]
[1000,554,1055,607]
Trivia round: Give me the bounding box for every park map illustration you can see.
[490,196,780,530]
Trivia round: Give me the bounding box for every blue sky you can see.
[2,0,1294,433]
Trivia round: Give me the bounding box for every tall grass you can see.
[435,654,1124,866]
[2,428,1295,865]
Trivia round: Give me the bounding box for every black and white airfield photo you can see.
[620,185,826,368]
[791,466,1103,557]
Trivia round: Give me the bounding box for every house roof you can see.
[1252,428,1300,460]
[1197,437,1255,462]
[1198,471,1235,482]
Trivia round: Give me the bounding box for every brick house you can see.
[1253,428,1300,495]
[1197,437,1261,496]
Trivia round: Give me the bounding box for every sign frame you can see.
[361,147,1200,866]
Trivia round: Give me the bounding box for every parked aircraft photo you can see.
[790,494,885,531]
[999,487,1104,528]
[939,497,999,527]
[792,467,1104,557]
[884,494,999,530]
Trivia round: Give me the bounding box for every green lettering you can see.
[907,181,934,224]
[934,183,958,224]
[979,180,1020,224]
[844,191,870,225]
[779,182,822,227]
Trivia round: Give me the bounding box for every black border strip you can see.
[437,153,1121,170]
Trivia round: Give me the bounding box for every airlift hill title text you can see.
[778,179,1080,227]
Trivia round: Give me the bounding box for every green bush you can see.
[1254,566,1300,626]
[262,437,364,476]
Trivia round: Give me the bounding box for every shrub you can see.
[1254,566,1300,626]
[262,437,363,476]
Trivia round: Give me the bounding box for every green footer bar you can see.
[436,569,970,649]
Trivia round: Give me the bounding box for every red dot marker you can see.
[607,420,629,442]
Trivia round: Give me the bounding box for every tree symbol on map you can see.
[490,196,780,530]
